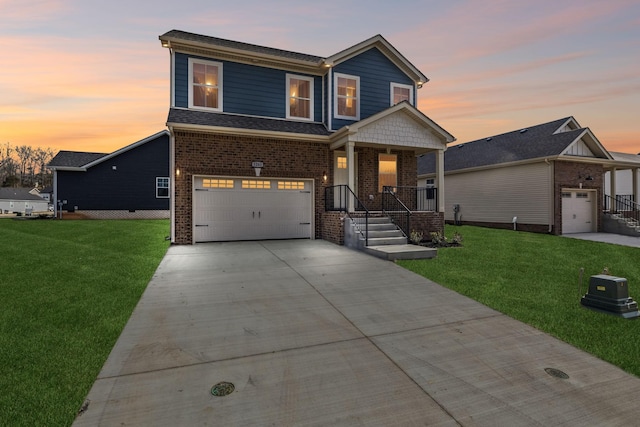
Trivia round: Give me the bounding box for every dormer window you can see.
[391,83,413,105]
[286,74,314,120]
[334,73,359,120]
[189,58,223,111]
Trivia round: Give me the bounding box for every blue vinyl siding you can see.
[57,134,170,211]
[331,47,414,129]
[174,53,322,121]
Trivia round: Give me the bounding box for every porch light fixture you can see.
[322,171,327,182]
[175,168,180,177]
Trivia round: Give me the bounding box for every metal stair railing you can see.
[325,185,370,245]
[382,186,411,239]
[604,194,639,225]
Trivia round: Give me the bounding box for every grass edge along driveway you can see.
[399,225,640,380]
[0,219,170,427]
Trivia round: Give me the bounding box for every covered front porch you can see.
[603,153,640,235]
[319,102,455,249]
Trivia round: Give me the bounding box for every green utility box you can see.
[581,274,639,319]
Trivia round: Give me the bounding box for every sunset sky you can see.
[1,0,638,155]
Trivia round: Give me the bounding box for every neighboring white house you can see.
[0,188,49,214]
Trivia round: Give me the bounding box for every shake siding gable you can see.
[174,53,322,121]
[332,48,415,129]
[444,162,551,225]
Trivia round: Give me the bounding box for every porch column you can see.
[347,140,355,212]
[633,168,639,205]
[610,167,617,211]
[436,149,445,213]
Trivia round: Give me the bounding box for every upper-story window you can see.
[391,83,413,105]
[334,73,360,120]
[286,74,314,120]
[189,58,223,111]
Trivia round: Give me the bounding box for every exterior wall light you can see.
[323,171,327,182]
[176,168,180,177]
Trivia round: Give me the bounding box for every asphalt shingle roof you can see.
[160,30,324,64]
[0,188,45,201]
[48,151,107,168]
[418,117,586,175]
[167,108,332,137]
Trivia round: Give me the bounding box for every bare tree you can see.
[15,145,33,186]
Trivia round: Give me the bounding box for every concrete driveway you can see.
[74,240,640,426]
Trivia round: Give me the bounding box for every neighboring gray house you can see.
[47,131,170,219]
[418,117,621,235]
[0,188,49,215]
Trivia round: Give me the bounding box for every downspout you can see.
[169,126,176,243]
[545,158,553,233]
[327,67,333,131]
[52,168,58,219]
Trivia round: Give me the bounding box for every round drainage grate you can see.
[544,368,569,379]
[211,381,235,397]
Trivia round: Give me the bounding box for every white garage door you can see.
[562,190,594,234]
[194,177,313,242]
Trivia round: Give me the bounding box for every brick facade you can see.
[173,130,441,244]
[553,160,604,235]
[174,130,330,244]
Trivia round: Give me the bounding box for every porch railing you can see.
[382,186,411,238]
[604,194,639,224]
[325,185,370,245]
[387,186,438,212]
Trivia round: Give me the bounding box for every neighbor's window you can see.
[390,83,413,105]
[287,74,313,120]
[337,156,347,169]
[189,58,223,110]
[378,154,397,192]
[334,73,359,119]
[156,177,170,198]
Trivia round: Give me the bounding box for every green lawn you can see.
[0,219,170,426]
[399,225,640,377]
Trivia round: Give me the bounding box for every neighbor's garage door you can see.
[194,177,313,242]
[562,190,594,234]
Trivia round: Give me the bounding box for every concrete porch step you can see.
[366,236,408,246]
[367,229,405,238]
[363,244,437,261]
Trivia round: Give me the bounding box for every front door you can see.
[333,151,357,210]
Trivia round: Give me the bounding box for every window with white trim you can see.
[286,74,313,120]
[334,73,359,120]
[391,82,413,105]
[188,58,223,110]
[156,177,169,198]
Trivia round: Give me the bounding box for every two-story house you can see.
[159,30,455,245]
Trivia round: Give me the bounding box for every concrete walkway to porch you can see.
[74,239,640,426]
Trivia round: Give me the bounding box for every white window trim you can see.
[188,58,223,111]
[390,82,414,106]
[156,177,170,199]
[334,72,360,120]
[286,74,314,121]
